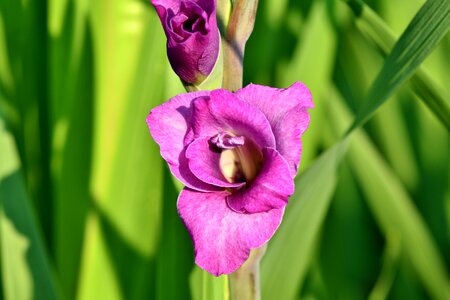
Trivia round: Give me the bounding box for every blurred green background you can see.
[0,0,449,299]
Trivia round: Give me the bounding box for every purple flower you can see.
[147,83,313,276]
[151,0,219,84]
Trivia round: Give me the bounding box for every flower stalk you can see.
[229,245,266,300]
[222,2,265,297]
[222,0,259,91]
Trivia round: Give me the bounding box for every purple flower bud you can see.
[151,0,220,84]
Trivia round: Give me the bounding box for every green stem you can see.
[229,245,266,300]
[222,0,259,91]
[222,39,244,92]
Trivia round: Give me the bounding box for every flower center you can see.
[210,132,263,184]
[176,1,208,35]
[182,15,206,33]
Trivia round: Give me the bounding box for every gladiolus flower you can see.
[146,83,313,276]
[151,0,220,84]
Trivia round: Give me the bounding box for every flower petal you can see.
[166,31,218,83]
[226,148,294,213]
[190,89,276,149]
[151,0,181,15]
[235,82,313,175]
[194,0,215,14]
[151,0,216,18]
[178,188,284,276]
[271,105,310,176]
[186,137,245,188]
[147,91,220,192]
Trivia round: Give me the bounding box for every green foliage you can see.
[190,267,229,300]
[0,0,449,299]
[327,89,450,299]
[347,0,450,131]
[0,121,59,300]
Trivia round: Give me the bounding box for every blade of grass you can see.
[350,0,450,96]
[0,120,59,300]
[337,24,420,190]
[412,96,450,258]
[346,0,450,132]
[368,232,401,300]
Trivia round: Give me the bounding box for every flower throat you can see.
[210,132,263,184]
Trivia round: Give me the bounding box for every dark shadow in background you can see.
[0,0,53,252]
[94,202,157,300]
[318,162,383,299]
[0,171,59,300]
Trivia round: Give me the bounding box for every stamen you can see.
[210,132,245,149]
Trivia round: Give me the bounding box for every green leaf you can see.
[408,71,450,131]
[0,0,53,250]
[347,0,450,132]
[0,120,59,300]
[349,0,450,132]
[328,89,450,300]
[368,232,401,300]
[261,139,349,300]
[190,267,229,300]
[48,0,94,295]
[348,124,450,300]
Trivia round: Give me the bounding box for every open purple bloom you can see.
[147,82,313,276]
[151,0,219,84]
